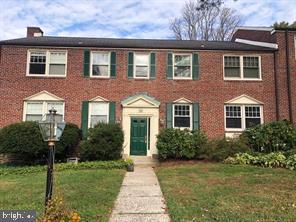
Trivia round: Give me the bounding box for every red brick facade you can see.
[0,27,295,139]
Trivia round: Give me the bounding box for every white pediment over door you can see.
[121,93,160,108]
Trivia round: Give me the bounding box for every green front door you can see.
[130,118,147,156]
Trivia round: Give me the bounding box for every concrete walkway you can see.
[109,167,170,222]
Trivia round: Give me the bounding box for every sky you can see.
[0,0,295,40]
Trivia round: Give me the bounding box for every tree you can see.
[170,0,241,41]
[273,21,296,29]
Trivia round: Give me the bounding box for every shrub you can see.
[202,137,250,161]
[0,122,81,165]
[79,123,124,161]
[0,122,47,164]
[0,160,129,176]
[55,123,81,160]
[241,120,296,153]
[224,152,296,170]
[156,128,207,160]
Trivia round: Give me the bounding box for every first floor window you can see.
[174,54,191,78]
[91,52,109,77]
[225,105,262,130]
[134,53,149,78]
[25,101,64,121]
[173,104,191,129]
[28,50,67,76]
[89,102,109,128]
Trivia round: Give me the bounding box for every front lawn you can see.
[156,162,296,222]
[0,168,125,221]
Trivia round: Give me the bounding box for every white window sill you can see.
[90,76,111,79]
[224,78,262,81]
[26,74,66,78]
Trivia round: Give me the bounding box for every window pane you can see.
[246,118,261,128]
[92,53,109,64]
[135,66,148,77]
[224,56,240,67]
[174,66,190,77]
[245,106,260,117]
[30,52,46,63]
[50,52,66,64]
[226,118,242,128]
[175,55,190,66]
[224,67,240,78]
[29,64,46,74]
[92,65,108,76]
[243,57,259,67]
[26,114,43,121]
[90,115,108,127]
[174,117,190,128]
[47,102,64,115]
[243,68,259,78]
[49,64,65,75]
[226,106,241,117]
[91,102,109,115]
[135,54,149,65]
[27,102,43,114]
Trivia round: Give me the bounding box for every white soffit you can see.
[235,38,278,49]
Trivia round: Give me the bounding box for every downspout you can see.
[285,30,293,123]
[273,51,280,120]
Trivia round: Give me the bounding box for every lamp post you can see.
[39,108,65,208]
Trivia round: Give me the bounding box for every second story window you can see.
[134,53,149,78]
[174,54,192,79]
[27,50,67,77]
[224,55,261,80]
[91,52,110,77]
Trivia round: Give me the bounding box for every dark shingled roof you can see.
[0,36,276,51]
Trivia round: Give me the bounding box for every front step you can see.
[130,156,159,167]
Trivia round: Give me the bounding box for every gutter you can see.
[285,30,293,123]
[273,51,280,120]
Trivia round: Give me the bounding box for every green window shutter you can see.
[192,102,200,130]
[109,102,116,123]
[192,53,200,80]
[81,101,89,138]
[167,53,173,79]
[127,52,134,78]
[166,103,173,128]
[83,49,90,77]
[110,52,116,78]
[150,52,156,79]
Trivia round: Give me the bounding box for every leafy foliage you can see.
[79,123,124,161]
[156,128,207,160]
[273,21,296,29]
[0,122,47,164]
[241,120,296,153]
[224,152,296,170]
[0,160,128,176]
[0,122,81,164]
[201,137,250,161]
[55,123,81,160]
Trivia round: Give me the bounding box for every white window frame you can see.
[26,50,67,77]
[224,104,263,132]
[173,53,192,80]
[172,103,192,130]
[90,51,110,78]
[23,101,65,121]
[133,52,150,79]
[88,102,109,128]
[223,55,262,81]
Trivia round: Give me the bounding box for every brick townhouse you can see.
[0,26,295,157]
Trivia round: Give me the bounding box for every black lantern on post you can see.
[39,108,65,207]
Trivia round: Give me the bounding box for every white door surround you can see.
[121,93,160,158]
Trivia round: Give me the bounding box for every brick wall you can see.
[0,46,277,138]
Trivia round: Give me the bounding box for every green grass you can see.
[156,162,296,222]
[0,168,125,221]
